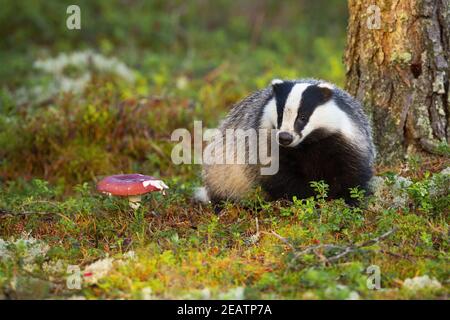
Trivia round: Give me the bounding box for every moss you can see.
[390,51,412,65]
[0,168,448,299]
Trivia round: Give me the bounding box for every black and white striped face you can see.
[261,79,356,148]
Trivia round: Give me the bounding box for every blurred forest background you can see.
[1,0,346,84]
[0,0,347,187]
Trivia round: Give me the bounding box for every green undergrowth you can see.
[0,171,448,299]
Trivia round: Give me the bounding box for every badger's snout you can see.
[277,131,294,146]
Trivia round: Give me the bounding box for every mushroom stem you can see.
[128,195,142,210]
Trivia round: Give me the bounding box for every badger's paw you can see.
[193,186,211,204]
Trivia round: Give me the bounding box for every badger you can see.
[195,78,376,205]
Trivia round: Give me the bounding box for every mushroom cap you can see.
[97,174,169,196]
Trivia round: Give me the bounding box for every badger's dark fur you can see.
[195,79,375,205]
[261,131,373,203]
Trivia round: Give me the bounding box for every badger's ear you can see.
[271,79,284,95]
[271,79,283,86]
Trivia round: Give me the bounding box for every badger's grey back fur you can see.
[196,78,375,205]
[220,87,273,130]
[198,88,273,203]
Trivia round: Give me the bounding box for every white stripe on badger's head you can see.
[277,83,310,146]
[300,100,357,144]
[260,98,277,129]
[264,79,358,147]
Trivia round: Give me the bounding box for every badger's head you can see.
[262,79,356,148]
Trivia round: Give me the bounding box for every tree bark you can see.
[345,0,449,164]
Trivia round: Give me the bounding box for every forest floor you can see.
[0,125,448,299]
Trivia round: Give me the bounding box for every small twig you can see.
[261,230,296,252]
[327,246,354,262]
[0,209,57,217]
[327,228,397,262]
[358,228,397,247]
[0,207,71,222]
[323,228,396,262]
[265,228,397,266]
[294,244,345,258]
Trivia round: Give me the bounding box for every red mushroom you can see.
[97,174,169,209]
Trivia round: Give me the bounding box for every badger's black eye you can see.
[299,114,306,121]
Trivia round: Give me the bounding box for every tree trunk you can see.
[345,0,449,164]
